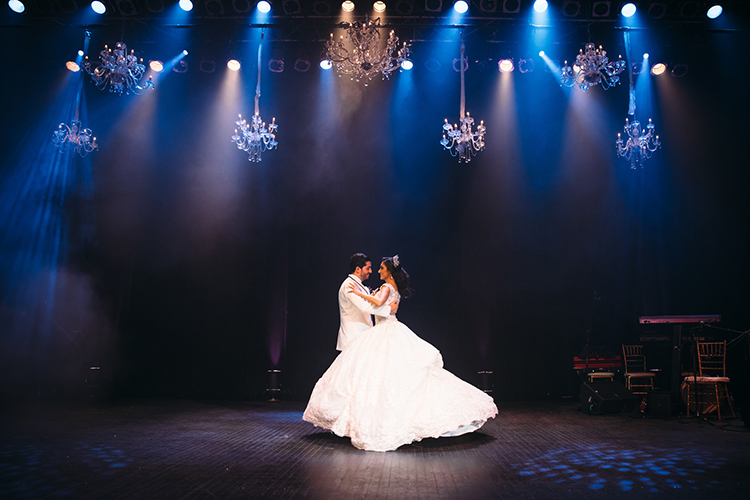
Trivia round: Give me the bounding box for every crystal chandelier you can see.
[616,118,660,169]
[52,120,98,157]
[561,43,626,92]
[232,32,278,162]
[83,41,154,95]
[325,16,410,85]
[440,34,486,163]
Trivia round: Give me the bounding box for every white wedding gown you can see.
[303,284,498,452]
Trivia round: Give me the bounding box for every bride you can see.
[303,255,497,452]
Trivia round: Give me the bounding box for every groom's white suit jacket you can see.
[336,274,389,351]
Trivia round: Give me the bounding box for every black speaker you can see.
[579,381,638,414]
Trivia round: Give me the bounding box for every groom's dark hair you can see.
[349,253,370,273]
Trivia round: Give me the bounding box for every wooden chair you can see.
[684,341,735,419]
[622,345,655,395]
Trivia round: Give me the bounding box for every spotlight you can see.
[453,0,468,13]
[478,0,496,13]
[91,0,106,14]
[533,0,547,13]
[562,0,580,17]
[232,0,252,12]
[227,59,241,71]
[502,0,519,13]
[650,62,666,75]
[592,1,610,17]
[66,61,81,72]
[320,59,332,69]
[294,58,311,72]
[498,59,514,72]
[647,2,667,19]
[373,0,385,12]
[342,0,354,11]
[518,58,535,73]
[395,0,414,14]
[424,0,442,12]
[313,0,331,14]
[204,0,224,14]
[283,0,300,14]
[538,50,545,56]
[9,0,25,13]
[257,0,271,12]
[149,60,164,72]
[401,59,414,70]
[707,5,723,19]
[183,50,189,55]
[671,64,688,77]
[621,2,636,17]
[643,53,649,59]
[268,59,284,73]
[78,49,84,56]
[424,58,441,72]
[199,60,216,73]
[179,0,193,10]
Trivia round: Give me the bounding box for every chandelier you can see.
[440,34,486,163]
[616,118,661,169]
[325,16,410,85]
[83,41,154,95]
[561,43,626,92]
[52,120,98,157]
[232,32,278,162]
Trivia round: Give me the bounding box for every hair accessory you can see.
[393,254,400,267]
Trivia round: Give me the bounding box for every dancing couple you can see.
[303,253,497,452]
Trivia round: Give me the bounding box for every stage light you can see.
[8,0,25,13]
[78,50,84,56]
[227,59,241,71]
[518,58,535,73]
[401,59,413,70]
[453,0,468,13]
[707,5,723,19]
[650,62,666,75]
[621,2,636,17]
[643,53,649,59]
[498,59,514,72]
[533,0,547,13]
[257,0,271,12]
[66,61,81,72]
[91,0,106,14]
[320,59,332,69]
[183,50,189,56]
[149,60,164,72]
[671,64,689,78]
[373,0,385,12]
[539,50,545,57]
[179,0,193,10]
[342,0,355,11]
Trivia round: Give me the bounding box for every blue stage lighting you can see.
[539,50,545,56]
[621,3,636,17]
[643,53,649,59]
[257,0,271,12]
[453,0,468,13]
[8,0,25,13]
[401,59,413,70]
[179,0,193,11]
[78,49,84,56]
[91,0,106,14]
[533,0,547,13]
[707,5,723,19]
[320,59,332,70]
[183,50,189,55]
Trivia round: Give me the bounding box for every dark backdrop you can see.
[1,6,748,403]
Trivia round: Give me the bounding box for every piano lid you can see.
[638,315,720,324]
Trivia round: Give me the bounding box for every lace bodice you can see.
[376,283,400,324]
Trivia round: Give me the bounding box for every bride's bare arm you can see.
[348,283,390,307]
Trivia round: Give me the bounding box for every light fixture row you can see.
[4,0,727,19]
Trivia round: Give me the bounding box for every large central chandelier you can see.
[83,41,154,95]
[325,16,410,85]
[440,34,486,163]
[561,43,626,92]
[616,118,661,169]
[53,120,98,157]
[232,32,278,162]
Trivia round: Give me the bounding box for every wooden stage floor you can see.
[1,398,748,499]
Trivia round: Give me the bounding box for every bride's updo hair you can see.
[382,256,411,298]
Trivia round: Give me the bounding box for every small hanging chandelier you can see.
[325,16,410,86]
[561,43,626,92]
[440,34,486,163]
[232,32,278,162]
[616,118,661,169]
[52,120,98,157]
[83,36,154,95]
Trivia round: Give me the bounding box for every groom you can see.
[336,253,396,351]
